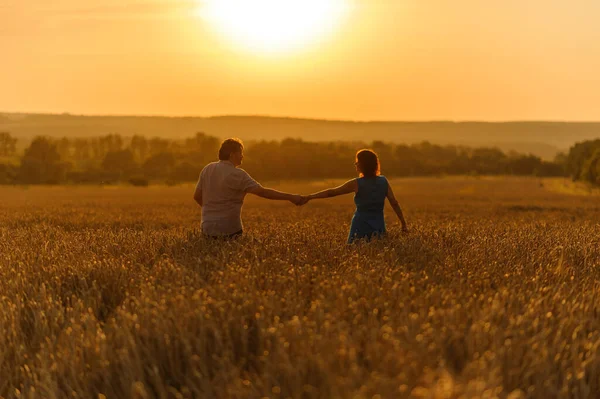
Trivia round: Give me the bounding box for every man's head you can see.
[219,138,244,166]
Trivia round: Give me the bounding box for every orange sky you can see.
[2,0,600,121]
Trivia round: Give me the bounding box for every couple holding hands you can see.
[194,138,408,244]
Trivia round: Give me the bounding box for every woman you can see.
[305,149,408,243]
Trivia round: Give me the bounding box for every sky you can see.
[2,0,600,121]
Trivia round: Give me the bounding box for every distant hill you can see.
[2,113,600,159]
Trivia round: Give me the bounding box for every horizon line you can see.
[2,110,600,124]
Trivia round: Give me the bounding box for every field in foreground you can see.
[1,177,600,399]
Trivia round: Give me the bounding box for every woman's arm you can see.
[387,182,408,232]
[247,186,305,205]
[307,179,358,200]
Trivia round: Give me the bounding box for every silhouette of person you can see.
[194,138,306,238]
[304,149,408,243]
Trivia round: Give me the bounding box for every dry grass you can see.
[1,177,600,398]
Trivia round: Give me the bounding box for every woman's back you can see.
[354,176,388,213]
[349,176,388,242]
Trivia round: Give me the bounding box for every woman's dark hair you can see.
[356,149,380,178]
[219,138,244,160]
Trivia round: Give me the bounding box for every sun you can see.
[199,0,351,55]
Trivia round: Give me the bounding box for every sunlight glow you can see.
[199,0,351,54]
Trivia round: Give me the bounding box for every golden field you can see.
[1,177,600,399]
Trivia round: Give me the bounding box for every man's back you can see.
[197,160,260,236]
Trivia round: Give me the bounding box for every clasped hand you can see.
[291,195,310,206]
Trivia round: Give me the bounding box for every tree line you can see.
[564,139,600,186]
[0,131,569,185]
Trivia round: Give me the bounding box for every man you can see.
[194,138,306,238]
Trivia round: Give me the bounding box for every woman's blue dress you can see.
[348,176,388,243]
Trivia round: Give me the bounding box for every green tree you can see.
[565,140,600,181]
[0,163,17,184]
[507,155,543,175]
[470,147,507,175]
[101,149,138,181]
[171,161,199,183]
[0,132,17,157]
[581,148,600,185]
[143,152,176,180]
[18,137,66,184]
[148,138,171,157]
[72,138,94,168]
[90,134,124,163]
[184,132,221,165]
[130,135,149,162]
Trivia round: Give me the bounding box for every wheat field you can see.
[1,177,600,399]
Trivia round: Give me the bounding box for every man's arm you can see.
[246,185,303,205]
[193,172,203,207]
[193,188,202,207]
